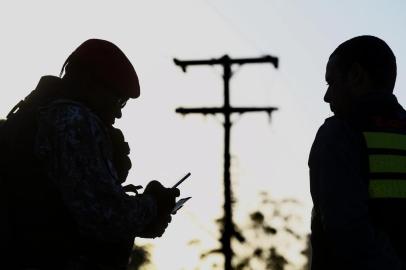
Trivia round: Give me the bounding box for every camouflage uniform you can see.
[36,100,157,243]
[3,76,157,269]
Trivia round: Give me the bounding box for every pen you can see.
[172,172,191,188]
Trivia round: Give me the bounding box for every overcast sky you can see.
[1,1,406,269]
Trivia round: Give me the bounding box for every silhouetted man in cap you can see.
[0,39,179,270]
[310,35,406,270]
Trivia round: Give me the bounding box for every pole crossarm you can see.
[176,106,278,116]
[174,54,278,72]
[230,107,278,114]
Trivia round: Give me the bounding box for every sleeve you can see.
[311,118,403,270]
[35,102,157,242]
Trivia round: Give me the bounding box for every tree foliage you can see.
[127,244,152,270]
[193,191,309,270]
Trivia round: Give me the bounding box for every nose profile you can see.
[324,88,331,103]
[116,109,122,119]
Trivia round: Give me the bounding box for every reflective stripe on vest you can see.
[364,132,406,198]
[369,179,406,198]
[369,155,406,173]
[364,132,406,151]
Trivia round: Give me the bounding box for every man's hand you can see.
[139,180,180,238]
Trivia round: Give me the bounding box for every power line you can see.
[199,0,267,54]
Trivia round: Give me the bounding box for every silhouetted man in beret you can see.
[1,39,179,270]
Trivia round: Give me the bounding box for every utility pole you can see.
[174,54,278,270]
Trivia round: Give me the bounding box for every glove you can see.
[144,181,180,214]
[138,180,180,238]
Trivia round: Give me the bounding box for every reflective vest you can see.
[361,115,406,259]
[364,131,406,198]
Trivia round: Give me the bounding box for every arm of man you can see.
[35,101,157,243]
[311,117,403,269]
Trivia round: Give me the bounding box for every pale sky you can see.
[1,1,406,269]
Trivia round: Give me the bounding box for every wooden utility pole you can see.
[174,54,278,270]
